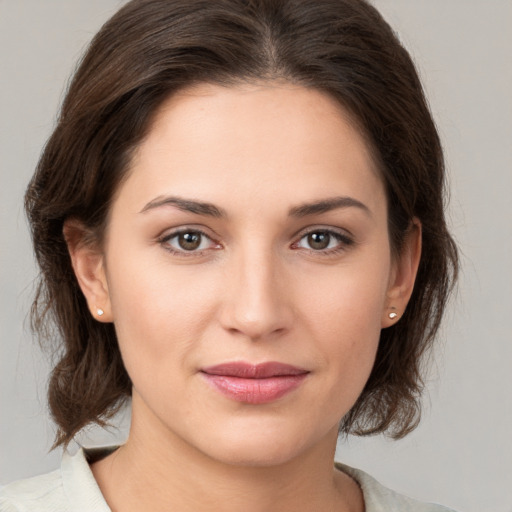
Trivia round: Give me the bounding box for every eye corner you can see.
[158,227,222,257]
[291,227,355,255]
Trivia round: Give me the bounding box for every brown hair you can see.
[26,0,458,447]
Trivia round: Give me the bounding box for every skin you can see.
[66,82,421,512]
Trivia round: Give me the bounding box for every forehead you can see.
[117,82,385,218]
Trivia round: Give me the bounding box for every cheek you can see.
[104,245,219,372]
[303,257,389,338]
[299,256,390,387]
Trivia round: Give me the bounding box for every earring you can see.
[388,307,398,319]
[97,308,104,317]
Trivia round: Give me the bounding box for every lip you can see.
[201,362,309,404]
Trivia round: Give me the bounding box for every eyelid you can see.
[157,223,220,243]
[156,224,355,258]
[158,226,222,256]
[293,224,354,241]
[291,226,355,253]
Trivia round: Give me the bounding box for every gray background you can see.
[1,1,511,511]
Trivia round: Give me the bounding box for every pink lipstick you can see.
[201,362,309,404]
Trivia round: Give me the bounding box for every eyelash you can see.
[158,227,354,257]
[292,229,354,256]
[158,228,219,257]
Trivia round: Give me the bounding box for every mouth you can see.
[200,362,309,404]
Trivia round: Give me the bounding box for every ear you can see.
[382,219,422,328]
[63,219,113,322]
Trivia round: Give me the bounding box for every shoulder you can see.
[336,462,458,512]
[0,468,64,512]
[0,448,114,512]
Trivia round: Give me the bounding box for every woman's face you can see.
[86,82,412,466]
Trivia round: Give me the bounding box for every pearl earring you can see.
[97,308,104,317]
[388,307,398,319]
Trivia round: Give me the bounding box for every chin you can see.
[193,418,323,468]
[206,440,304,468]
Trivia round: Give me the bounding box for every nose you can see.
[219,245,294,341]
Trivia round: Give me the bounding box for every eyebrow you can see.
[140,196,226,218]
[139,195,371,218]
[288,196,371,218]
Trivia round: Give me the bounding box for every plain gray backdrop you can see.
[1,1,511,511]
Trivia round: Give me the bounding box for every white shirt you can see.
[0,447,456,511]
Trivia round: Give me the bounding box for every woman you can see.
[1,0,458,510]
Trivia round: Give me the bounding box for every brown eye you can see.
[294,229,353,253]
[161,229,217,254]
[178,232,202,251]
[307,231,331,250]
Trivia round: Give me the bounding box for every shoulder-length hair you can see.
[26,0,458,447]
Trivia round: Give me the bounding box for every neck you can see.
[91,396,363,512]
